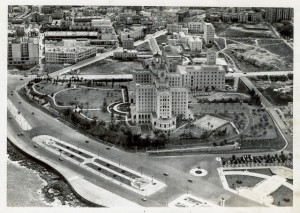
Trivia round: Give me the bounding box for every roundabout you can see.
[190,167,208,177]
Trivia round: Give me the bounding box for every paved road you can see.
[239,76,292,152]
[7,74,261,207]
[226,71,293,78]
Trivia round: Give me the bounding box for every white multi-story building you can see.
[179,31,188,45]
[8,37,39,66]
[187,22,204,33]
[131,50,225,133]
[204,23,215,44]
[119,26,145,42]
[187,36,202,52]
[131,53,189,133]
[177,52,225,91]
[45,41,97,64]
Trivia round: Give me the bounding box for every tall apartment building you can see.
[8,38,39,66]
[265,8,293,22]
[204,23,215,44]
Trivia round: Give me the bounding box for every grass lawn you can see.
[34,81,67,95]
[81,110,111,122]
[212,22,231,36]
[225,175,264,190]
[215,37,226,50]
[220,27,276,38]
[44,63,64,73]
[247,107,277,139]
[155,34,168,45]
[79,59,143,75]
[247,168,274,176]
[136,41,151,52]
[270,185,293,207]
[55,88,122,108]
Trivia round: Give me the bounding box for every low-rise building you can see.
[45,40,97,64]
[119,26,145,42]
[113,49,138,60]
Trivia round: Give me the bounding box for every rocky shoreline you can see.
[7,140,93,207]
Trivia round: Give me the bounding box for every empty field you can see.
[79,59,143,75]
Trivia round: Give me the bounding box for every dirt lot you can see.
[216,24,276,38]
[79,59,143,75]
[257,39,293,70]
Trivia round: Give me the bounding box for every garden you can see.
[225,175,264,190]
[221,152,293,168]
[270,186,293,207]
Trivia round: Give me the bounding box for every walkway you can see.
[218,167,293,207]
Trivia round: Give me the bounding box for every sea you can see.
[7,157,62,207]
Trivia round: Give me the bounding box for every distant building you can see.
[238,12,248,23]
[8,37,39,66]
[123,38,134,49]
[44,31,98,40]
[265,8,293,22]
[204,23,215,44]
[166,24,183,34]
[187,22,204,33]
[113,49,138,60]
[52,9,64,19]
[119,26,145,42]
[32,6,41,13]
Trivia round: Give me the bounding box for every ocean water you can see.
[7,158,62,207]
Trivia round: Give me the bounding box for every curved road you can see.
[7,74,262,207]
